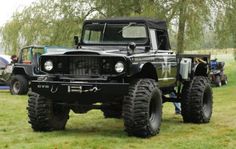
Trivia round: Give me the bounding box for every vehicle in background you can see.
[1,45,73,95]
[210,59,228,87]
[0,55,12,85]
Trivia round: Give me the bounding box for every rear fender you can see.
[193,63,209,77]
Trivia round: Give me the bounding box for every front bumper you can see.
[31,80,129,98]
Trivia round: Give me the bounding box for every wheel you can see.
[27,92,70,131]
[181,81,193,122]
[123,79,162,138]
[181,76,213,123]
[10,75,28,95]
[222,75,228,85]
[101,103,122,119]
[215,75,222,87]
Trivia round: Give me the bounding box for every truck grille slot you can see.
[69,57,100,76]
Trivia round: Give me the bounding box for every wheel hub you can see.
[13,81,20,94]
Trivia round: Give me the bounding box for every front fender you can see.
[12,66,31,77]
[128,63,142,76]
[128,62,158,81]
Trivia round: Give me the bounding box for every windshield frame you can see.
[80,22,150,46]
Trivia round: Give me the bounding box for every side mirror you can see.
[74,36,80,49]
[128,42,136,55]
[129,42,136,50]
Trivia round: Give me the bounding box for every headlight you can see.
[115,62,124,73]
[44,60,53,71]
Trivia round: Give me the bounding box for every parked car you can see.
[0,55,11,85]
[210,59,228,87]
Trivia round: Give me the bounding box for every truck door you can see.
[15,47,34,76]
[149,29,177,88]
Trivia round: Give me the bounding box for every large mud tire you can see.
[181,81,193,122]
[123,79,162,138]
[27,92,70,131]
[181,76,213,123]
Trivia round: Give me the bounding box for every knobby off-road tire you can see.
[27,92,70,131]
[181,81,193,122]
[10,75,28,95]
[181,76,213,123]
[102,104,122,119]
[123,79,162,138]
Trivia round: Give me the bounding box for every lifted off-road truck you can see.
[27,18,213,138]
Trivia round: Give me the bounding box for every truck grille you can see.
[69,57,100,76]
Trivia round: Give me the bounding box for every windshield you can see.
[82,23,148,44]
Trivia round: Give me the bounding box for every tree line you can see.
[0,0,235,54]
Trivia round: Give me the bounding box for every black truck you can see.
[27,18,213,138]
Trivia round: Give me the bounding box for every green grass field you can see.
[0,60,236,149]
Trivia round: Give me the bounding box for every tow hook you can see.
[50,85,58,93]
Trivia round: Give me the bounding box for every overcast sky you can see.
[0,0,37,27]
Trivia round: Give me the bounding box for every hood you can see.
[42,46,149,59]
[59,46,147,56]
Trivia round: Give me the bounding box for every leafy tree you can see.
[1,0,95,54]
[215,0,236,48]
[1,0,235,55]
[0,13,22,55]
